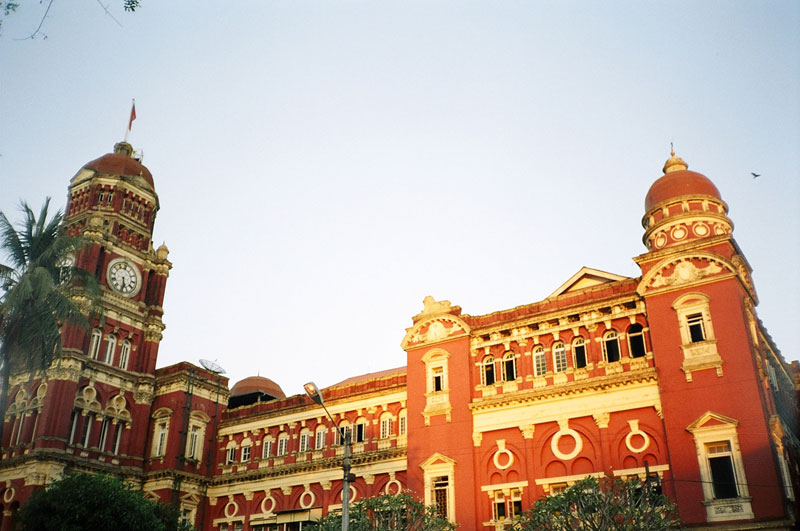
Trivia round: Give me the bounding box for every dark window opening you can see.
[433,371,444,392]
[604,333,620,363]
[574,340,587,368]
[355,423,366,443]
[433,476,449,519]
[687,314,706,343]
[710,455,738,499]
[503,356,516,381]
[483,358,495,386]
[628,324,647,358]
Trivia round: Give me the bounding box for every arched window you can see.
[335,422,351,446]
[299,429,311,452]
[573,337,587,368]
[89,328,102,359]
[533,346,547,376]
[354,418,368,443]
[553,342,567,373]
[603,330,620,363]
[119,340,131,369]
[482,356,496,386]
[104,335,116,364]
[277,433,289,456]
[315,425,326,450]
[628,324,646,358]
[502,352,516,381]
[379,413,393,439]
[262,437,274,458]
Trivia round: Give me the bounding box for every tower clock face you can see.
[106,258,141,297]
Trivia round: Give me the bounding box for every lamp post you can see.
[304,382,353,531]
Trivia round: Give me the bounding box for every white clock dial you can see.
[106,258,141,297]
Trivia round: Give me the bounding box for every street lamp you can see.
[304,382,354,531]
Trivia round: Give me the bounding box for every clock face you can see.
[107,258,141,297]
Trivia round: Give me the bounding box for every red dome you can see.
[85,152,154,189]
[645,154,721,211]
[230,376,285,399]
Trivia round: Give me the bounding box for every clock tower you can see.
[0,141,173,520]
[61,141,171,375]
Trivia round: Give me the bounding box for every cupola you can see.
[642,151,731,251]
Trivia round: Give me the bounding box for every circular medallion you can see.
[106,258,141,297]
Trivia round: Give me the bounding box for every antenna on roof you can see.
[199,359,226,374]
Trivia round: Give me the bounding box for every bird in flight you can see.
[751,172,761,179]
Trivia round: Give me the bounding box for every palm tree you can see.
[0,198,101,447]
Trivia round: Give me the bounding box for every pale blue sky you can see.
[2,1,798,395]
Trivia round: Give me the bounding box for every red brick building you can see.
[1,144,797,530]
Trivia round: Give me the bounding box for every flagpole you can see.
[124,99,136,143]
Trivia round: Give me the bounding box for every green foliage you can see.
[0,199,102,443]
[309,492,457,531]
[16,473,195,531]
[0,199,101,374]
[510,476,681,531]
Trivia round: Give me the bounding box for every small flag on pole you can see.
[128,101,136,130]
[124,99,136,142]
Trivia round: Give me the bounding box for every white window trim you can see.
[89,328,102,359]
[533,346,547,377]
[299,431,311,453]
[552,342,567,373]
[687,412,754,522]
[501,352,517,381]
[262,437,274,459]
[420,453,456,523]
[379,416,392,439]
[314,427,326,450]
[104,335,116,364]
[421,349,452,425]
[672,293,722,381]
[277,434,289,456]
[119,339,131,369]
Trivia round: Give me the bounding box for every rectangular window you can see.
[277,436,288,456]
[113,422,124,455]
[68,410,79,444]
[355,423,366,443]
[314,431,325,450]
[98,418,110,450]
[399,415,407,436]
[707,442,738,499]
[549,483,568,495]
[226,447,236,464]
[187,425,200,459]
[433,476,449,520]
[534,351,547,376]
[432,368,444,392]
[493,492,506,521]
[263,439,273,458]
[241,445,251,462]
[155,422,167,457]
[336,426,351,446]
[81,414,93,447]
[574,341,587,368]
[104,336,116,364]
[299,433,310,452]
[380,418,391,439]
[553,345,567,373]
[509,489,522,519]
[687,313,706,343]
[119,341,131,369]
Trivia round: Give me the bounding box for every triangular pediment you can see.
[686,411,738,433]
[548,267,630,298]
[419,452,457,469]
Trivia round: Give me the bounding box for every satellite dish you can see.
[199,359,226,375]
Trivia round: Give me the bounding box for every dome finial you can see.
[663,144,688,174]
